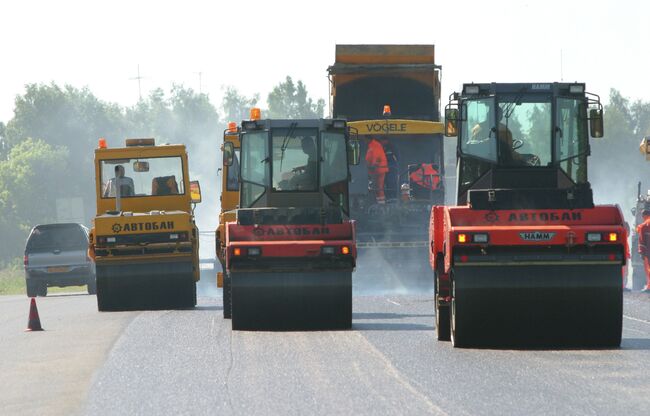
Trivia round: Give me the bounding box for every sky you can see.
[1,0,648,123]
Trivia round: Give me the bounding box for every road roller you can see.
[90,138,202,311]
[431,82,626,347]
[222,111,360,330]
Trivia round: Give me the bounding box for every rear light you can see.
[472,233,489,244]
[23,255,28,267]
[248,247,261,256]
[586,232,602,242]
[233,247,243,256]
[608,233,618,242]
[341,246,350,255]
[457,233,468,243]
[321,246,335,255]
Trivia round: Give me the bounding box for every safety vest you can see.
[365,139,388,174]
[409,164,440,190]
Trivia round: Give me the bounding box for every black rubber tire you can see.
[26,279,39,298]
[436,305,451,341]
[179,280,196,308]
[231,271,352,331]
[96,272,112,311]
[450,277,470,348]
[87,275,97,295]
[434,260,450,341]
[223,273,232,319]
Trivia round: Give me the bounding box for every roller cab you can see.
[431,83,625,347]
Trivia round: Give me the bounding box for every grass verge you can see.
[0,266,88,296]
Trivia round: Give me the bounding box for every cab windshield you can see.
[458,96,582,197]
[100,156,185,198]
[460,98,552,166]
[240,128,350,207]
[272,127,318,191]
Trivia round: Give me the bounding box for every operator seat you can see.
[152,176,179,196]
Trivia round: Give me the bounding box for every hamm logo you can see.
[519,231,556,242]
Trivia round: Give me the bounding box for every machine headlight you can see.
[586,232,602,242]
[321,246,335,255]
[472,233,489,244]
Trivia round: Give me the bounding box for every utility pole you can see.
[130,64,144,101]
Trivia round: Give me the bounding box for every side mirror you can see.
[223,142,234,167]
[589,108,604,138]
[190,180,202,203]
[445,108,459,137]
[349,140,360,165]
[133,161,150,172]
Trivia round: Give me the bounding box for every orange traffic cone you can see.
[25,298,43,332]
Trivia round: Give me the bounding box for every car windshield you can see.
[27,224,87,252]
[100,157,185,198]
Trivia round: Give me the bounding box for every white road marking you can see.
[623,315,650,325]
[386,298,401,306]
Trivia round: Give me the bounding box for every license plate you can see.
[47,266,70,273]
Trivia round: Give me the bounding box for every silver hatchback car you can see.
[24,223,96,297]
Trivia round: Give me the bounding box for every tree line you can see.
[0,76,324,265]
[0,83,649,266]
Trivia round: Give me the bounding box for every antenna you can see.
[195,71,203,94]
[560,49,564,82]
[129,64,146,101]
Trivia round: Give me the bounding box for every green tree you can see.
[222,87,259,122]
[590,89,650,216]
[267,76,325,119]
[0,139,69,264]
[3,83,128,216]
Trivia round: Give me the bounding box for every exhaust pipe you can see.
[115,165,122,212]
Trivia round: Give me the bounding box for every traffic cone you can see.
[25,298,43,332]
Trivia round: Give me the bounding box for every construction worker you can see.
[409,163,440,198]
[623,221,631,290]
[636,209,650,292]
[365,136,388,204]
[471,106,528,166]
[380,138,399,199]
[289,136,318,190]
[104,165,135,197]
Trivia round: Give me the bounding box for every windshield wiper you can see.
[279,122,298,172]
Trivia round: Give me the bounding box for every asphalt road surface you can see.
[2,270,650,416]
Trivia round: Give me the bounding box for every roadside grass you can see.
[0,268,25,295]
[0,266,88,296]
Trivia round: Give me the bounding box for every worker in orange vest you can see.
[636,209,650,292]
[409,163,440,192]
[365,137,388,204]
